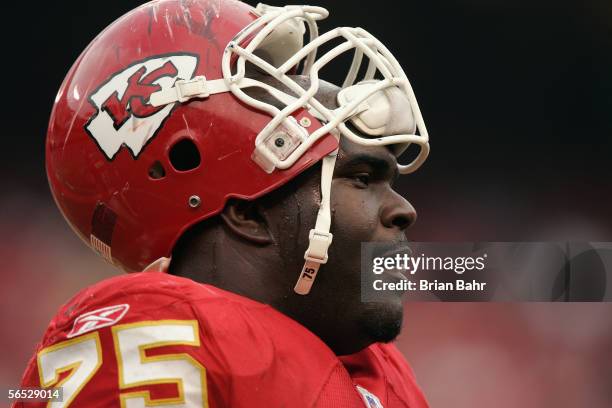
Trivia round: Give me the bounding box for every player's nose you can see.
[380,191,417,231]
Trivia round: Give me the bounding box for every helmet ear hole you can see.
[169,139,201,171]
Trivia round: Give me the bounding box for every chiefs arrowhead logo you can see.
[67,304,130,338]
[85,53,199,160]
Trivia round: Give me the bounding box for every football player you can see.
[16,1,430,407]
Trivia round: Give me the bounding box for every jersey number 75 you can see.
[37,320,208,408]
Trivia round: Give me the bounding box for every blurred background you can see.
[1,0,611,406]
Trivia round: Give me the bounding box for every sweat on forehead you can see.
[336,136,399,170]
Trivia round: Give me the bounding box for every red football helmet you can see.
[47,0,429,294]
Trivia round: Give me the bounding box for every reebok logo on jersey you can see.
[356,385,384,408]
[67,304,130,338]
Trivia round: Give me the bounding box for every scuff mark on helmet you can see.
[164,9,174,41]
[182,114,192,137]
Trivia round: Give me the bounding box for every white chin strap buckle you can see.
[150,76,214,106]
[294,229,333,295]
[305,229,333,263]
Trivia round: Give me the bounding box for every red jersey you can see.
[15,272,428,407]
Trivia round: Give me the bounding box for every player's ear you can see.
[220,199,274,245]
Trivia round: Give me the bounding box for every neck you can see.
[170,229,374,355]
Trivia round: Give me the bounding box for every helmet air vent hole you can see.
[169,139,201,171]
[148,161,166,179]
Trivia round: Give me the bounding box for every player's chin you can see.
[358,298,404,344]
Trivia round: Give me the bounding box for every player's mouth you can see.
[384,268,409,282]
[375,244,413,282]
[377,244,412,259]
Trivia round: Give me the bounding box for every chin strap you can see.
[294,148,338,295]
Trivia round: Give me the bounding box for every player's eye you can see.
[352,173,371,188]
